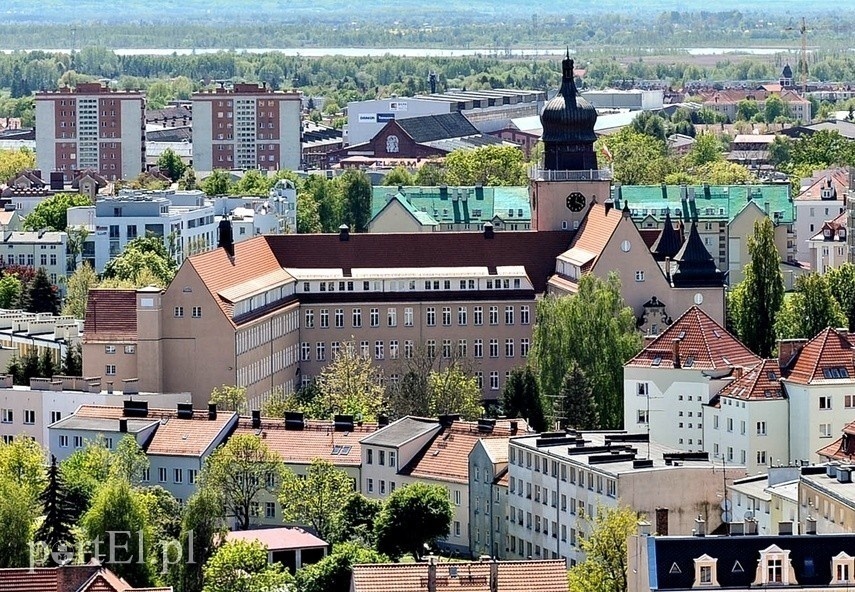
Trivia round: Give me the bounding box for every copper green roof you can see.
[613,184,793,224]
[371,186,531,226]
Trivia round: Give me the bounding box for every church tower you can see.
[531,51,612,231]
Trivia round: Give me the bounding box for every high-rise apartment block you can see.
[191,84,301,173]
[35,83,145,181]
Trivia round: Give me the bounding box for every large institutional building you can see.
[35,82,146,181]
[191,83,302,173]
[84,55,727,408]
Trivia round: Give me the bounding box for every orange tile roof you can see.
[84,289,138,342]
[785,328,855,384]
[351,560,568,592]
[558,202,623,271]
[627,306,760,370]
[0,565,171,592]
[796,169,849,201]
[73,405,236,457]
[402,420,518,485]
[236,418,377,467]
[225,526,328,550]
[716,359,784,401]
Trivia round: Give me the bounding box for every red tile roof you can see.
[73,405,236,457]
[796,169,849,201]
[351,560,568,592]
[84,290,138,342]
[0,565,171,592]
[818,422,855,461]
[809,210,847,242]
[627,306,760,370]
[401,420,519,485]
[784,327,855,384]
[235,418,376,467]
[716,359,784,401]
[225,526,328,550]
[558,202,623,271]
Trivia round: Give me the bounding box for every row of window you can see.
[365,448,396,467]
[173,306,203,318]
[305,277,525,294]
[104,345,136,355]
[305,305,530,329]
[0,254,58,267]
[301,338,530,363]
[1,409,37,424]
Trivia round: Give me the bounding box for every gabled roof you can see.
[225,527,327,551]
[627,306,760,370]
[84,290,138,342]
[71,405,236,457]
[650,210,682,261]
[351,560,568,592]
[557,202,623,271]
[784,327,855,384]
[397,112,480,143]
[817,421,855,461]
[236,418,376,466]
[796,169,849,201]
[0,564,172,592]
[400,420,518,484]
[808,210,847,242]
[371,192,439,227]
[716,359,784,401]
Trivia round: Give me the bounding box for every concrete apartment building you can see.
[506,431,745,566]
[191,83,301,172]
[807,211,847,274]
[0,376,188,447]
[360,416,521,556]
[35,82,145,182]
[0,230,67,287]
[728,467,800,536]
[67,190,216,272]
[48,401,236,504]
[469,438,511,560]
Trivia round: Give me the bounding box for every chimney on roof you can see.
[694,515,706,537]
[733,366,744,380]
[339,224,350,241]
[427,556,437,592]
[672,338,682,369]
[119,418,128,433]
[208,403,217,421]
[489,559,499,592]
[604,199,614,215]
[57,564,99,592]
[510,420,518,435]
[378,414,390,427]
[622,200,631,218]
[665,256,672,282]
[745,518,758,535]
[778,338,807,369]
[805,516,817,535]
[483,222,494,239]
[655,507,669,536]
[439,414,460,427]
[251,410,261,429]
[217,218,235,258]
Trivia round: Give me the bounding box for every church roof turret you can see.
[540,50,598,145]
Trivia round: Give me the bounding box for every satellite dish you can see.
[720,499,732,511]
[744,510,755,520]
[722,511,732,523]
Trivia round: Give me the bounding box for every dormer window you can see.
[839,228,847,240]
[753,545,797,586]
[693,554,719,587]
[831,552,855,585]
[824,228,832,238]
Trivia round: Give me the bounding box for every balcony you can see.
[528,167,612,182]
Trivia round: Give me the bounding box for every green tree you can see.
[568,505,639,592]
[381,166,414,186]
[693,160,756,185]
[209,384,247,414]
[21,268,59,314]
[331,494,382,546]
[374,483,453,560]
[65,225,90,272]
[34,456,75,565]
[768,135,793,167]
[304,174,344,232]
[170,488,226,592]
[729,217,785,357]
[178,167,197,191]
[20,347,40,384]
[61,264,97,319]
[426,364,483,420]
[444,145,527,186]
[596,128,671,185]
[827,263,855,331]
[791,130,855,169]
[61,343,83,376]
[200,434,283,530]
[630,111,667,142]
[109,434,150,485]
[683,132,721,166]
[102,235,177,286]
[0,147,36,183]
[0,435,46,503]
[775,274,847,340]
[338,169,373,232]
[5,355,21,385]
[736,99,760,121]
[0,480,36,568]
[80,479,154,586]
[314,341,384,421]
[202,540,292,592]
[764,94,789,124]
[231,169,272,196]
[501,366,546,432]
[295,542,387,592]
[22,193,91,231]
[560,362,598,430]
[0,274,22,308]
[202,169,233,196]
[413,160,447,186]
[297,191,323,233]
[279,459,354,541]
[530,273,642,429]
[156,148,187,182]
[59,437,112,518]
[38,349,56,379]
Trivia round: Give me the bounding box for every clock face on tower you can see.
[566,192,586,212]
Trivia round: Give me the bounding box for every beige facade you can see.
[727,201,801,287]
[529,175,611,232]
[366,200,437,233]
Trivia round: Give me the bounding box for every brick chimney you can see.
[672,338,681,369]
[733,366,744,381]
[778,338,807,368]
[57,564,99,592]
[427,556,437,592]
[490,559,499,592]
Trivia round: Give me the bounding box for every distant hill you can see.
[0,0,841,25]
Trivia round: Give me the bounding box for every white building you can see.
[506,431,745,566]
[0,377,189,447]
[793,170,849,261]
[623,306,761,453]
[48,401,236,504]
[0,309,82,370]
[67,191,216,272]
[0,230,68,287]
[580,89,664,111]
[728,466,801,536]
[807,211,848,274]
[191,84,301,172]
